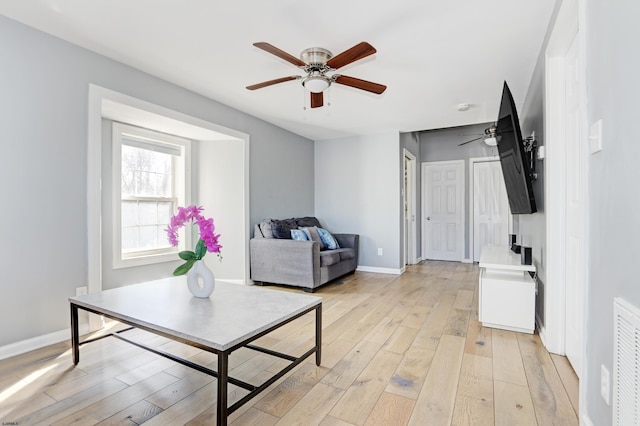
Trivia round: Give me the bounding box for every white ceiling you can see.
[0,0,556,140]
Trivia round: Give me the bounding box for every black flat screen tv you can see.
[496,81,537,214]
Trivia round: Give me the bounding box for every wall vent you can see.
[613,297,640,425]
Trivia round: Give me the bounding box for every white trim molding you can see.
[357,265,404,275]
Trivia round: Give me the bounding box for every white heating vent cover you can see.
[613,297,640,425]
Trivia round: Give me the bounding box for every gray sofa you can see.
[250,217,359,292]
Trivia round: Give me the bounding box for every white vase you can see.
[187,260,215,298]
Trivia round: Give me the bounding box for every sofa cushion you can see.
[290,229,308,241]
[320,250,341,266]
[336,248,356,261]
[317,228,340,250]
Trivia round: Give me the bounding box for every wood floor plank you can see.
[551,353,579,415]
[412,294,456,351]
[492,329,528,386]
[517,333,579,425]
[451,353,494,426]
[253,362,328,417]
[400,305,432,330]
[51,372,179,425]
[17,378,129,426]
[381,326,419,355]
[321,340,383,390]
[229,407,279,425]
[464,320,493,358]
[493,380,538,426]
[275,382,344,426]
[408,334,465,425]
[94,399,162,426]
[385,347,435,400]
[363,317,400,345]
[363,392,415,426]
[144,369,213,410]
[329,350,403,424]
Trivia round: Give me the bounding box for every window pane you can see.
[158,201,173,224]
[157,226,172,249]
[138,201,157,226]
[122,227,137,251]
[122,201,137,227]
[121,145,172,197]
[139,226,157,250]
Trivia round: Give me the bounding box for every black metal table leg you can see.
[316,304,322,366]
[217,351,229,425]
[70,303,79,365]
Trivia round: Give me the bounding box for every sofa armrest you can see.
[333,233,359,263]
[250,238,321,287]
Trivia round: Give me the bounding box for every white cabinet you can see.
[478,245,536,334]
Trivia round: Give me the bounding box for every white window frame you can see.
[112,122,191,269]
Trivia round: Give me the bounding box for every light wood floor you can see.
[0,261,579,425]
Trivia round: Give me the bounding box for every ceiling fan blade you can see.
[246,76,298,90]
[458,136,483,146]
[334,75,387,94]
[310,92,324,108]
[326,42,377,69]
[253,42,306,67]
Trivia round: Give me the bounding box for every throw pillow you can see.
[300,226,325,249]
[271,219,297,239]
[317,228,340,250]
[290,229,309,241]
[296,216,321,228]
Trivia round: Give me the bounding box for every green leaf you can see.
[178,250,197,261]
[173,259,195,276]
[195,239,207,259]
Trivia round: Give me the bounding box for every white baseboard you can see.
[217,279,245,285]
[0,324,89,361]
[356,266,403,275]
[580,411,594,426]
[462,258,473,264]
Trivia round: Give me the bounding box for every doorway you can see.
[403,149,418,265]
[422,160,464,261]
[545,0,586,379]
[470,158,512,261]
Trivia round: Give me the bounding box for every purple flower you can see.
[166,205,222,256]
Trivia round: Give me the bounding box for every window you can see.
[112,122,191,268]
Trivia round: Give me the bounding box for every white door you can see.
[473,161,511,261]
[564,34,584,376]
[423,161,464,261]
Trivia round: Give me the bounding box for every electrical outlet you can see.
[76,286,88,296]
[601,364,610,405]
[377,248,383,256]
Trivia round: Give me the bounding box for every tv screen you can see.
[496,81,537,214]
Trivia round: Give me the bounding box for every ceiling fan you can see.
[458,125,498,146]
[246,41,387,108]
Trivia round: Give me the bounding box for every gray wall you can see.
[315,132,401,270]
[0,16,314,348]
[517,33,547,326]
[419,122,497,259]
[516,1,640,424]
[583,1,640,424]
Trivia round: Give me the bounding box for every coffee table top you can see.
[69,278,322,351]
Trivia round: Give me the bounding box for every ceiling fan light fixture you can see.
[303,76,330,93]
[484,136,498,146]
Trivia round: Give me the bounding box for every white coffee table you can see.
[69,277,322,425]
